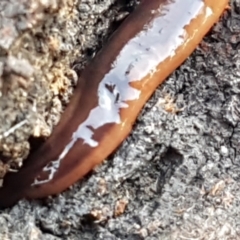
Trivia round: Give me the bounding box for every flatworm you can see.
[0,0,228,208]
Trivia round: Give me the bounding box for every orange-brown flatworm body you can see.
[0,0,228,208]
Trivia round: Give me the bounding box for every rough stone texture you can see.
[1,0,240,240]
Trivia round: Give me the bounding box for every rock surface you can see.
[1,0,240,239]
